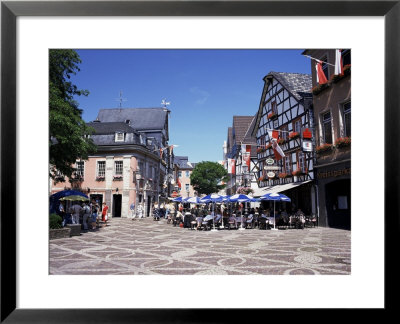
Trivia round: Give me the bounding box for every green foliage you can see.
[190,161,229,195]
[49,49,97,180]
[49,213,63,229]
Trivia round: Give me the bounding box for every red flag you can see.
[316,61,328,84]
[159,148,163,158]
[177,178,181,188]
[268,130,285,161]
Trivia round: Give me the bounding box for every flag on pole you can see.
[228,159,236,174]
[335,49,343,75]
[315,61,328,84]
[268,130,285,161]
[169,144,179,155]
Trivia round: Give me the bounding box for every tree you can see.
[190,161,229,195]
[49,49,96,180]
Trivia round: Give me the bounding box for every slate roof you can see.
[87,122,137,135]
[227,127,233,155]
[96,108,169,131]
[266,72,312,101]
[233,116,254,144]
[174,156,194,169]
[242,115,257,157]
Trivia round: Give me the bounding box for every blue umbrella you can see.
[172,197,184,202]
[185,196,202,204]
[228,194,254,230]
[260,193,291,230]
[199,193,224,231]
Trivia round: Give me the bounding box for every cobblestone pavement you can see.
[49,217,351,275]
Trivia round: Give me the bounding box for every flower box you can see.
[289,132,300,140]
[96,176,105,181]
[278,173,288,179]
[291,170,302,177]
[267,112,277,120]
[49,227,71,240]
[316,143,333,154]
[257,147,266,153]
[277,138,285,145]
[265,143,272,150]
[335,136,351,148]
[236,187,254,195]
[113,176,123,181]
[258,176,266,182]
[312,82,329,95]
[343,64,351,76]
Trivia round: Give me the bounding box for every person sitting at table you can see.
[259,210,268,229]
[228,214,237,229]
[214,212,222,226]
[202,213,214,230]
[174,210,183,226]
[245,212,254,228]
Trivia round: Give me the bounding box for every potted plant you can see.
[265,143,272,150]
[291,169,302,177]
[113,175,123,181]
[96,176,105,181]
[311,83,329,95]
[49,213,71,240]
[335,136,351,148]
[278,173,288,179]
[289,132,300,140]
[277,138,285,145]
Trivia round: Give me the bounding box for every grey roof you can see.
[233,116,254,143]
[174,156,194,169]
[266,72,312,101]
[242,115,257,157]
[96,108,169,131]
[87,122,137,135]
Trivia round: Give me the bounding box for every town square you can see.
[49,48,351,276]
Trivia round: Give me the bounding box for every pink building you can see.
[50,107,172,218]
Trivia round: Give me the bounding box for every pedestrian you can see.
[102,202,109,226]
[137,203,144,219]
[70,201,83,225]
[81,202,91,231]
[130,202,135,219]
[59,201,66,227]
[90,199,99,230]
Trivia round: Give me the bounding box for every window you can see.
[97,161,105,177]
[293,119,301,134]
[185,171,190,177]
[178,171,182,178]
[284,156,291,174]
[138,161,144,177]
[114,161,123,175]
[281,125,288,141]
[271,100,277,115]
[298,151,306,173]
[75,161,84,179]
[343,101,351,137]
[115,132,124,142]
[185,184,190,192]
[341,49,351,66]
[322,111,332,144]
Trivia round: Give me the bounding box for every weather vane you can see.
[161,98,170,109]
[115,90,127,108]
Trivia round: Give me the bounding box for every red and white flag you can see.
[335,49,343,75]
[315,61,328,84]
[268,130,285,161]
[227,159,236,175]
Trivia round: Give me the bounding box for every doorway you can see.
[113,194,122,217]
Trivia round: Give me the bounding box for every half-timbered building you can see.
[251,72,317,215]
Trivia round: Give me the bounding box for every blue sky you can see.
[73,49,311,163]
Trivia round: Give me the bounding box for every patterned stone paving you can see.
[49,217,351,275]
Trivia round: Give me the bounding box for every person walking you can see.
[81,202,91,231]
[102,202,109,226]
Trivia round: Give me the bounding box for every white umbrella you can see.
[260,193,291,230]
[228,194,253,230]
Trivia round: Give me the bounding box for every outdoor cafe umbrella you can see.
[260,193,291,230]
[228,194,253,230]
[59,195,89,202]
[200,193,224,231]
[185,196,203,204]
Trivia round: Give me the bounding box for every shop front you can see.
[316,162,351,229]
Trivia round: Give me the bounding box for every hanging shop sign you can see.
[267,172,276,178]
[302,140,313,152]
[264,166,280,171]
[266,158,274,165]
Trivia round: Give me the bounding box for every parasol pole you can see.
[211,199,218,232]
[239,200,245,231]
[271,200,278,231]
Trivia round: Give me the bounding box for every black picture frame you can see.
[1,0,398,322]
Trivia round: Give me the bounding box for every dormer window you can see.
[125,119,130,125]
[115,132,124,142]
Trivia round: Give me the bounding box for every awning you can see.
[253,180,313,197]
